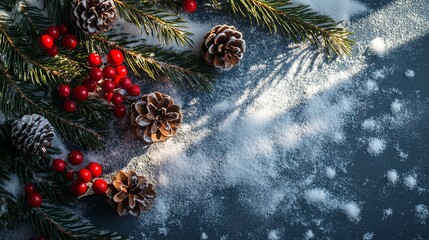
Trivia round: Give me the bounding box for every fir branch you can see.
[113,0,193,47]
[43,0,72,24]
[31,204,129,240]
[11,3,53,37]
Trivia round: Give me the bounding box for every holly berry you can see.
[62,34,78,49]
[113,104,127,118]
[72,85,89,101]
[71,181,87,196]
[89,68,103,81]
[86,162,103,178]
[107,49,124,66]
[52,158,66,172]
[104,92,114,102]
[113,75,122,87]
[110,93,123,106]
[45,26,60,40]
[128,84,141,96]
[77,169,92,183]
[27,192,42,208]
[87,53,102,67]
[39,34,54,49]
[58,24,68,34]
[58,84,71,98]
[101,80,115,93]
[115,65,128,76]
[68,150,84,165]
[46,44,59,57]
[102,66,116,79]
[63,100,77,113]
[64,169,75,180]
[38,237,46,240]
[24,183,36,194]
[83,79,98,92]
[119,77,133,90]
[92,179,108,195]
[183,0,197,13]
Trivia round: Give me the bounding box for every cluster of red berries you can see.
[57,49,141,117]
[39,24,77,57]
[183,0,197,13]
[52,150,108,196]
[24,183,42,208]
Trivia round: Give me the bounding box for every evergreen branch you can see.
[11,3,53,37]
[31,204,129,240]
[224,0,354,56]
[113,0,193,47]
[43,0,72,24]
[0,65,109,149]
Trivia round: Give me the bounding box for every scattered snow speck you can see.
[267,230,280,240]
[390,99,402,114]
[158,227,168,236]
[415,204,428,224]
[404,69,415,78]
[372,69,386,80]
[403,174,417,190]
[386,170,399,185]
[201,232,208,239]
[369,37,386,57]
[366,80,379,92]
[382,208,393,220]
[362,119,378,131]
[304,229,315,240]
[249,64,267,73]
[343,202,361,222]
[325,167,336,179]
[367,138,386,156]
[2,174,21,199]
[305,188,328,204]
[293,0,366,22]
[362,232,375,240]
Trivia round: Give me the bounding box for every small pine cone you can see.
[202,25,246,70]
[106,170,156,217]
[71,0,118,34]
[129,92,182,143]
[11,114,55,154]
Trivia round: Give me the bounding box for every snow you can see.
[415,204,428,224]
[382,208,393,220]
[369,37,386,57]
[367,138,386,156]
[303,229,315,240]
[404,69,415,78]
[2,174,21,200]
[365,80,378,92]
[403,174,417,190]
[268,230,280,240]
[201,232,208,239]
[305,188,328,204]
[361,119,378,131]
[386,170,398,185]
[390,99,402,114]
[325,167,336,179]
[362,232,374,240]
[293,0,366,22]
[343,202,361,222]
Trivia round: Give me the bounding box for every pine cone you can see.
[71,0,118,34]
[106,170,156,217]
[129,92,182,143]
[202,25,246,70]
[11,114,55,154]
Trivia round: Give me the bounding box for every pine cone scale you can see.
[72,0,118,34]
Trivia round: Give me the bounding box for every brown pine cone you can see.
[202,25,246,70]
[71,0,118,34]
[106,170,156,217]
[129,92,182,143]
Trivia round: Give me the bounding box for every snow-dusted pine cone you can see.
[71,0,118,34]
[129,92,182,143]
[202,25,246,70]
[11,114,55,154]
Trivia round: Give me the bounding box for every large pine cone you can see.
[71,0,118,34]
[202,25,246,70]
[106,170,156,217]
[129,92,182,143]
[11,114,54,154]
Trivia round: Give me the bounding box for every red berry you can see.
[102,66,116,79]
[68,150,83,165]
[77,169,92,183]
[183,0,197,13]
[119,77,133,90]
[92,179,108,195]
[110,93,123,106]
[101,80,115,93]
[83,79,98,92]
[115,65,128,76]
[40,34,54,49]
[58,24,68,34]
[87,53,102,67]
[63,100,77,113]
[46,44,58,57]
[72,85,88,101]
[104,92,114,102]
[52,158,66,172]
[89,68,103,81]
[71,181,87,196]
[107,49,124,66]
[27,192,42,208]
[62,34,78,49]
[24,183,36,194]
[45,26,60,40]
[127,84,141,96]
[64,169,75,180]
[58,84,71,98]
[86,162,103,178]
[113,104,127,118]
[113,75,122,87]
[38,237,46,240]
